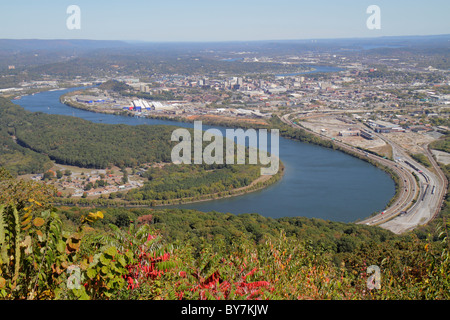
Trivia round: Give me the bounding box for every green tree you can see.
[42,171,54,181]
[122,173,128,185]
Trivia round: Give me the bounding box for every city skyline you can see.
[0,0,449,42]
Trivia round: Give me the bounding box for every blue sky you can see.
[0,0,449,42]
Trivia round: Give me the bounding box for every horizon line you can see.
[1,33,449,44]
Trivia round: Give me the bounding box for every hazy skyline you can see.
[0,0,449,42]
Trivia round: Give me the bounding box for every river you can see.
[13,85,395,223]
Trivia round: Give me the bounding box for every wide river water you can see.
[13,83,395,223]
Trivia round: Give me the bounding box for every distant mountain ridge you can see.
[0,39,130,52]
[0,34,449,52]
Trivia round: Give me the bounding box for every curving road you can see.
[375,136,447,233]
[280,111,447,234]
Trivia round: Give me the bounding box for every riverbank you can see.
[59,91,399,219]
[52,162,285,208]
[3,91,284,210]
[278,113,406,223]
[14,86,395,222]
[60,91,272,129]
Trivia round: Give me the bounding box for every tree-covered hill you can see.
[0,98,178,168]
[0,98,53,175]
[0,97,274,172]
[0,129,53,176]
[0,97,279,207]
[1,168,448,301]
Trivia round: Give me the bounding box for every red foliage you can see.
[124,240,172,290]
[137,214,153,226]
[121,233,272,299]
[183,267,271,300]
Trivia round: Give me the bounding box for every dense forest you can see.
[0,98,54,176]
[0,97,279,172]
[1,97,247,170]
[58,206,398,250]
[0,97,179,168]
[0,97,281,207]
[98,80,133,92]
[0,129,53,176]
[123,163,262,202]
[14,122,175,169]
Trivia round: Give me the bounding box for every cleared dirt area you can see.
[368,144,393,159]
[298,116,389,152]
[432,150,450,165]
[382,131,435,154]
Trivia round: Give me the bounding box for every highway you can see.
[280,111,447,234]
[374,135,447,233]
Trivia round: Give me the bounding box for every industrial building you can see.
[130,99,175,112]
[360,130,374,140]
[266,87,287,94]
[76,95,112,104]
[367,120,405,133]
